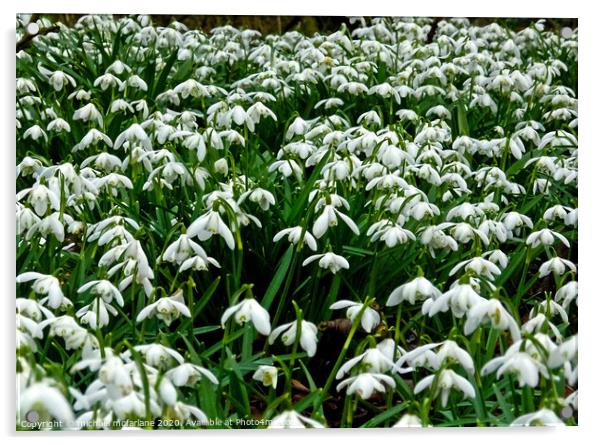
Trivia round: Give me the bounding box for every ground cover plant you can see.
[16,15,578,429]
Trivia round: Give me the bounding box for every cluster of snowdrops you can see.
[16,15,577,429]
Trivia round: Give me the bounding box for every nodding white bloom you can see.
[128,344,184,370]
[302,252,349,274]
[76,298,117,329]
[38,66,76,92]
[555,281,578,309]
[522,313,562,340]
[136,289,191,326]
[510,409,564,427]
[464,299,521,342]
[78,280,124,306]
[73,103,103,127]
[239,188,275,211]
[483,249,509,268]
[336,338,399,378]
[268,159,303,181]
[114,123,151,151]
[368,222,415,247]
[526,228,570,249]
[221,298,271,336]
[449,257,502,280]
[502,211,533,231]
[312,204,359,239]
[285,116,310,140]
[253,365,278,389]
[269,320,318,357]
[18,383,75,427]
[23,125,48,142]
[330,300,380,333]
[214,158,228,174]
[450,222,490,246]
[273,226,318,251]
[394,341,474,374]
[25,212,65,242]
[161,234,221,269]
[422,284,487,318]
[548,335,577,369]
[393,414,425,428]
[336,372,395,400]
[539,257,576,277]
[269,410,325,429]
[166,363,218,386]
[17,272,67,309]
[187,210,235,250]
[93,73,123,91]
[73,129,113,152]
[481,348,549,388]
[16,183,60,216]
[386,277,440,306]
[47,118,71,133]
[414,369,475,407]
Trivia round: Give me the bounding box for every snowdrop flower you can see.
[312,204,359,238]
[17,272,65,309]
[555,281,578,309]
[510,409,564,427]
[330,300,380,332]
[221,298,271,336]
[423,284,486,318]
[414,369,475,407]
[386,276,440,306]
[526,228,570,248]
[161,234,220,269]
[114,123,151,151]
[539,257,576,277]
[239,188,275,210]
[253,365,278,389]
[214,158,228,174]
[136,289,191,326]
[336,372,395,400]
[166,363,218,386]
[302,252,349,274]
[187,210,235,250]
[502,211,533,231]
[449,257,502,280]
[129,344,184,370]
[269,410,325,429]
[76,298,117,329]
[464,299,521,342]
[73,103,103,127]
[393,414,425,427]
[18,383,75,428]
[336,339,398,378]
[269,320,318,357]
[395,341,473,374]
[23,124,48,143]
[273,226,317,251]
[481,349,549,387]
[47,118,71,133]
[26,212,65,242]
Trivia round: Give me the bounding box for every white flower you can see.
[221,298,271,336]
[423,284,486,318]
[136,289,191,326]
[16,183,60,216]
[336,339,398,378]
[130,344,184,370]
[464,299,521,342]
[555,281,578,309]
[187,210,235,250]
[73,103,103,127]
[19,383,75,428]
[510,409,564,427]
[414,369,475,407]
[161,234,220,269]
[302,252,349,274]
[17,272,66,309]
[273,226,317,251]
[539,257,576,277]
[239,188,275,211]
[269,410,325,429]
[330,300,380,332]
[114,123,151,151]
[394,341,473,374]
[386,277,440,306]
[526,228,570,249]
[336,372,395,399]
[481,349,549,387]
[393,414,425,427]
[166,363,218,386]
[449,257,502,280]
[269,320,318,357]
[78,280,124,306]
[23,125,48,142]
[312,205,359,239]
[253,365,278,389]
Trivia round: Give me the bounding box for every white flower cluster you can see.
[16,15,576,429]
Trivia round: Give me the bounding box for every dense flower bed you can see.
[16,15,577,429]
